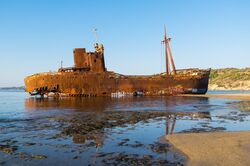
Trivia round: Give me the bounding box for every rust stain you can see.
[24,30,210,97]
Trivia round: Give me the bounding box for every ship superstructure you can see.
[24,29,210,97]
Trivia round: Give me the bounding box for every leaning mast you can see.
[163,26,176,75]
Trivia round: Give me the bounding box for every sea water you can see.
[0,91,250,165]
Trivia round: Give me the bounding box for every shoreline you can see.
[167,93,250,166]
[179,93,250,101]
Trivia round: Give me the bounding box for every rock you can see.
[23,142,36,146]
[72,134,86,144]
[0,144,17,154]
[31,155,47,159]
[73,156,80,159]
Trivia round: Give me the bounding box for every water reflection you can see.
[24,96,212,148]
[24,97,112,112]
[72,133,105,148]
[232,101,250,111]
[165,112,211,136]
[24,95,250,144]
[25,96,211,113]
[2,92,250,165]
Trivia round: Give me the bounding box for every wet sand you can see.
[0,110,186,165]
[169,94,250,165]
[167,131,250,166]
[179,93,250,101]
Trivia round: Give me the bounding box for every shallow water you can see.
[0,91,250,165]
[207,90,250,94]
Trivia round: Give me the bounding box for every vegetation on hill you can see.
[209,68,250,90]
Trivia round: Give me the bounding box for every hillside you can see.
[209,68,250,90]
[0,86,25,92]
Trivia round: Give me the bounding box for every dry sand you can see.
[179,93,250,101]
[167,131,250,166]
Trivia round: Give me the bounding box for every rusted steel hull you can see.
[24,35,210,97]
[24,70,210,97]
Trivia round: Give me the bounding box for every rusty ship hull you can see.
[24,70,210,97]
[24,30,210,97]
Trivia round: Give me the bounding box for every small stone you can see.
[73,156,79,159]
[23,142,36,146]
[0,144,17,154]
[31,155,47,159]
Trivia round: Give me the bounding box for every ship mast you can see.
[164,26,170,75]
[163,26,176,75]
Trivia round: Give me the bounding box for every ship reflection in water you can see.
[24,95,250,136]
[24,96,211,112]
[2,92,250,165]
[165,111,211,137]
[24,96,215,146]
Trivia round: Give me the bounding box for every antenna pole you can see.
[93,28,99,44]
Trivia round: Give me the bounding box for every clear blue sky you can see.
[0,0,250,87]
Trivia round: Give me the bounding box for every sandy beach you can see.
[167,131,250,166]
[167,93,250,166]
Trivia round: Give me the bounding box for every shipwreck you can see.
[24,28,210,97]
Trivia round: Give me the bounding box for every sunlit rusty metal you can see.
[24,31,210,97]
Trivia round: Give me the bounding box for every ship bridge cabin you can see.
[58,43,106,73]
